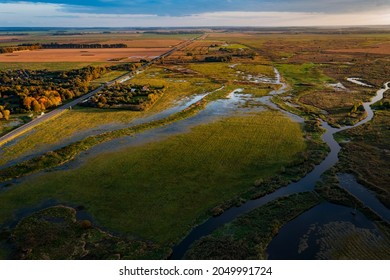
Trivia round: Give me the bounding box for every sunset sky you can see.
[0,0,390,27]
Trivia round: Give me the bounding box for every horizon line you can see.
[1,24,390,29]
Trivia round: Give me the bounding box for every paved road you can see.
[0,36,200,147]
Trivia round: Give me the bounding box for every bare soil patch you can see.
[0,48,170,62]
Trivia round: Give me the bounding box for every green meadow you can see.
[0,111,306,246]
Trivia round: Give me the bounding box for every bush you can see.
[79,220,92,230]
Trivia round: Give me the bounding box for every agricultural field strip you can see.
[0,49,170,63]
[0,36,200,147]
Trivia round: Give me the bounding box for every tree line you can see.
[36,43,128,49]
[0,44,41,54]
[205,56,233,62]
[82,84,165,111]
[0,65,127,119]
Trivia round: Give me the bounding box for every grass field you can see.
[277,63,334,86]
[223,44,249,49]
[235,64,274,77]
[187,62,238,81]
[0,111,306,246]
[128,66,220,95]
[89,70,128,87]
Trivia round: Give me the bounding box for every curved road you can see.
[0,35,202,147]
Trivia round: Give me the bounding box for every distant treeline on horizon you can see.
[0,43,128,54]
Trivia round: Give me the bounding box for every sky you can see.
[0,0,390,27]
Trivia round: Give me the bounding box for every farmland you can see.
[0,48,170,63]
[0,62,118,71]
[0,31,193,70]
[1,27,390,260]
[0,31,194,48]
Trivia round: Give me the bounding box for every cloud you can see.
[0,1,389,27]
[1,0,390,16]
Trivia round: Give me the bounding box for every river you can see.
[266,202,384,259]
[170,78,390,259]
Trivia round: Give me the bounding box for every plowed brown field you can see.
[0,48,170,62]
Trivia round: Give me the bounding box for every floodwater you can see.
[338,173,390,224]
[266,202,382,259]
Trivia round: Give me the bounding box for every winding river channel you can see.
[170,77,390,259]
